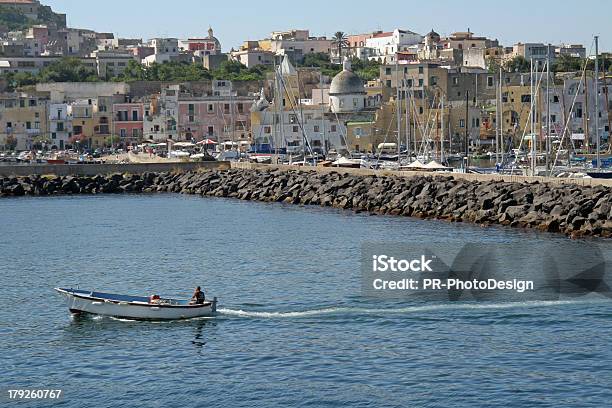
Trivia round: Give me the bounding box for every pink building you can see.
[178,98,252,142]
[112,102,144,145]
[346,33,375,48]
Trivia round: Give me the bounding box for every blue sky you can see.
[44,0,611,53]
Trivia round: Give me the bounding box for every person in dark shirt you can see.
[191,286,205,305]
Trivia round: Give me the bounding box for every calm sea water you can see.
[1,194,612,407]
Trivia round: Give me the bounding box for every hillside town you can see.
[1,0,611,175]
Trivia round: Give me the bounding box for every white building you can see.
[143,38,179,65]
[144,85,180,141]
[366,29,422,63]
[268,29,332,60]
[48,103,73,150]
[231,48,275,68]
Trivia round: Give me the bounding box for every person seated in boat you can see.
[191,286,205,305]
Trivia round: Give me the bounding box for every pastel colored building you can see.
[112,102,144,145]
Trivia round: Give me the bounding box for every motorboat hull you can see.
[56,288,217,320]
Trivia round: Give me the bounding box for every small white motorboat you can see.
[55,288,217,320]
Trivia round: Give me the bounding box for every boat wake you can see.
[218,299,591,319]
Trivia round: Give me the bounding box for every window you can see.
[314,125,320,133]
[353,98,359,107]
[208,126,214,135]
[418,79,424,87]
[331,125,337,132]
[120,129,127,138]
[132,128,139,138]
[188,103,195,113]
[553,95,559,103]
[453,77,459,86]
[487,76,494,87]
[26,121,31,129]
[521,95,531,103]
[551,115,557,123]
[386,80,392,87]
[419,107,424,114]
[385,67,392,75]
[57,122,64,131]
[237,103,244,114]
[292,126,298,133]
[208,104,214,113]
[418,66,424,74]
[459,119,465,128]
[52,132,56,139]
[264,126,271,134]
[154,125,160,132]
[431,76,438,86]
[224,104,230,114]
[189,115,195,123]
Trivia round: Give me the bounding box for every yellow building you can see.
[0,93,48,151]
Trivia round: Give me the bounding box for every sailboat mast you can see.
[320,72,327,156]
[529,58,536,176]
[404,72,410,161]
[396,59,401,158]
[499,66,504,165]
[496,69,500,164]
[546,44,551,171]
[441,93,445,163]
[595,35,600,169]
[272,59,278,154]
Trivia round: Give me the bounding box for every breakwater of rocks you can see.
[1,169,610,238]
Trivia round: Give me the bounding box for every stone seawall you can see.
[1,168,610,238]
[0,161,230,177]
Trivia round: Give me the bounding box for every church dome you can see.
[427,29,440,42]
[329,58,365,96]
[206,27,221,49]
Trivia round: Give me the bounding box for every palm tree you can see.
[332,31,349,61]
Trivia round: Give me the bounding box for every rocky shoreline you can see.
[1,169,610,238]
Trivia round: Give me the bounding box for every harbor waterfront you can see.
[1,194,612,407]
[2,1,612,406]
[0,166,610,238]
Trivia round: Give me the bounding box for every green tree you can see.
[351,58,381,81]
[300,52,341,78]
[332,32,349,59]
[486,56,502,74]
[504,56,530,73]
[38,57,99,82]
[552,54,583,72]
[115,59,146,81]
[211,60,269,81]
[0,6,31,31]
